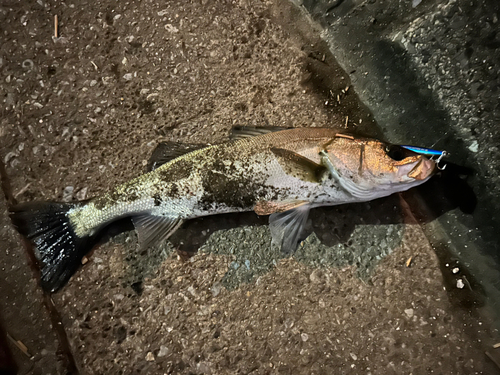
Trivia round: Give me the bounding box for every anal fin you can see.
[268,202,311,255]
[132,214,183,249]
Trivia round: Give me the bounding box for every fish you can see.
[9,126,436,292]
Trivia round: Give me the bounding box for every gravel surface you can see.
[1,0,499,373]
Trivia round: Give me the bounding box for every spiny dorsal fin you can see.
[271,147,327,183]
[229,126,293,141]
[147,142,207,171]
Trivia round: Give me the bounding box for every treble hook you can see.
[434,151,448,170]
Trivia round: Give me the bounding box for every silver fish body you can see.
[10,127,436,292]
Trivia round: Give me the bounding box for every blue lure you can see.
[400,145,449,169]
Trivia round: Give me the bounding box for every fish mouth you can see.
[407,157,436,180]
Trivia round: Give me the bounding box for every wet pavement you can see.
[1,0,500,373]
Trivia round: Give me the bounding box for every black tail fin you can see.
[10,202,92,293]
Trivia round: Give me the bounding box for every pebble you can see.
[62,186,74,202]
[157,345,169,357]
[145,352,155,361]
[210,282,222,297]
[123,73,133,81]
[456,279,465,289]
[76,187,88,200]
[164,24,179,33]
[22,59,34,70]
[404,308,414,318]
[301,333,309,342]
[468,140,479,153]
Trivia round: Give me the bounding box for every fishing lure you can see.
[400,145,449,169]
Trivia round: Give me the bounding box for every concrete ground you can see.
[1,0,500,373]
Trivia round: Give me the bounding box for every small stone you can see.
[76,187,88,200]
[187,286,198,297]
[452,267,459,274]
[457,279,465,289]
[350,353,358,361]
[197,362,212,374]
[62,186,74,202]
[468,140,479,153]
[158,345,169,357]
[210,282,222,297]
[90,80,98,87]
[309,269,323,284]
[301,333,309,342]
[164,24,179,33]
[145,352,155,361]
[123,73,133,81]
[404,308,414,318]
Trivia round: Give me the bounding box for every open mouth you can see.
[407,158,436,180]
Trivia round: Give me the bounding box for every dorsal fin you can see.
[229,126,293,141]
[271,147,327,183]
[147,142,207,171]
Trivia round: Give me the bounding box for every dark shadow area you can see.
[0,317,18,375]
[0,159,79,375]
[369,40,500,267]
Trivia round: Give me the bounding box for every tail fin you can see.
[10,202,92,293]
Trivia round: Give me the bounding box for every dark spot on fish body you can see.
[168,184,180,198]
[201,160,258,210]
[153,193,162,206]
[157,158,192,183]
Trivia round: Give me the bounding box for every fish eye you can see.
[385,145,409,161]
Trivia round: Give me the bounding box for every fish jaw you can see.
[407,158,436,180]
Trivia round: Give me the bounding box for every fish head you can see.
[322,136,436,194]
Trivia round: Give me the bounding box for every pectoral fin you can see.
[271,147,327,183]
[132,214,183,249]
[269,202,311,255]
